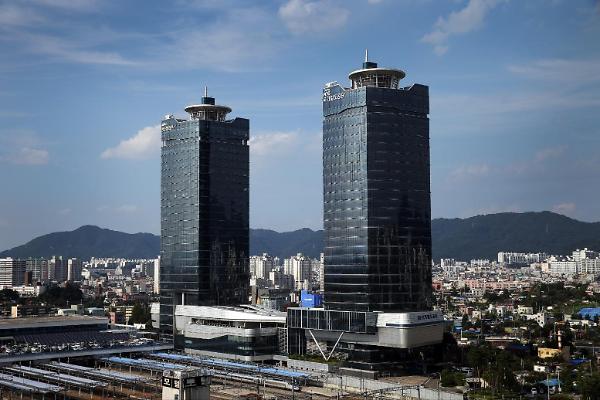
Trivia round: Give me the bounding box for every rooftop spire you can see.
[201,85,215,105]
[362,49,378,70]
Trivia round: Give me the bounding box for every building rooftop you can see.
[0,315,108,330]
[184,86,232,121]
[175,305,286,323]
[348,49,405,89]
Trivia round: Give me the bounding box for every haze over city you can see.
[1,0,599,251]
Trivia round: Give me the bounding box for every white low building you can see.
[170,305,287,362]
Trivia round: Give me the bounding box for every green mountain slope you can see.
[2,212,598,261]
[431,211,600,260]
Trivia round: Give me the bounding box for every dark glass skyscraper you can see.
[160,89,249,337]
[322,53,432,313]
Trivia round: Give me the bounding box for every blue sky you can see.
[0,0,599,250]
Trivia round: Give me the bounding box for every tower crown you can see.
[184,86,232,121]
[348,50,406,89]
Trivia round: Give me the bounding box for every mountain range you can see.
[1,211,599,261]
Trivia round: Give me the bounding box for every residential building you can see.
[250,253,275,280]
[49,255,67,282]
[0,258,26,288]
[67,258,82,282]
[284,253,311,290]
[498,252,548,265]
[153,256,160,294]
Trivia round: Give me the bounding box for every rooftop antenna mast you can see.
[365,48,369,63]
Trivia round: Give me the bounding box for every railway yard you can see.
[0,352,341,400]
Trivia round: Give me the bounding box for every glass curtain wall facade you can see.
[322,59,432,313]
[160,95,249,338]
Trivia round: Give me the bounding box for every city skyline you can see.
[1,0,600,251]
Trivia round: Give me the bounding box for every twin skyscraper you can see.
[159,54,441,369]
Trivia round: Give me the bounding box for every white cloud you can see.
[450,163,490,181]
[506,146,567,175]
[421,0,502,55]
[29,0,99,12]
[116,205,138,213]
[144,7,282,72]
[466,204,522,217]
[432,88,600,126]
[0,130,49,166]
[101,125,161,160]
[58,208,71,215]
[508,58,600,86]
[1,147,50,165]
[449,146,567,182]
[534,146,566,163]
[23,32,136,66]
[96,204,138,214]
[164,27,275,72]
[249,132,299,157]
[3,2,278,71]
[0,3,43,27]
[552,202,576,216]
[279,0,350,35]
[0,2,134,66]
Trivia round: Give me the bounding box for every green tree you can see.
[440,370,466,387]
[129,303,150,325]
[0,288,19,302]
[578,373,600,400]
[467,346,493,378]
[38,283,82,307]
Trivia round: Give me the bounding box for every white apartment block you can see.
[250,253,275,280]
[549,259,578,275]
[153,256,160,294]
[573,248,599,262]
[284,253,311,290]
[0,258,26,288]
[498,252,548,265]
[580,258,600,275]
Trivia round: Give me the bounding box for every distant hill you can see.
[431,211,600,261]
[0,225,324,260]
[0,225,160,260]
[2,212,599,261]
[250,228,323,259]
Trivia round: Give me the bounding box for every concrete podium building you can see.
[287,52,443,371]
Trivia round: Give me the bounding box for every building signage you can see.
[162,377,180,389]
[416,313,440,322]
[322,88,345,102]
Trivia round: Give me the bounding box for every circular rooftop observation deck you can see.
[184,87,231,121]
[348,50,405,89]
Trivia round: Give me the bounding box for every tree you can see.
[38,283,82,307]
[129,303,150,325]
[440,369,465,387]
[0,288,19,302]
[577,372,600,400]
[467,346,493,378]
